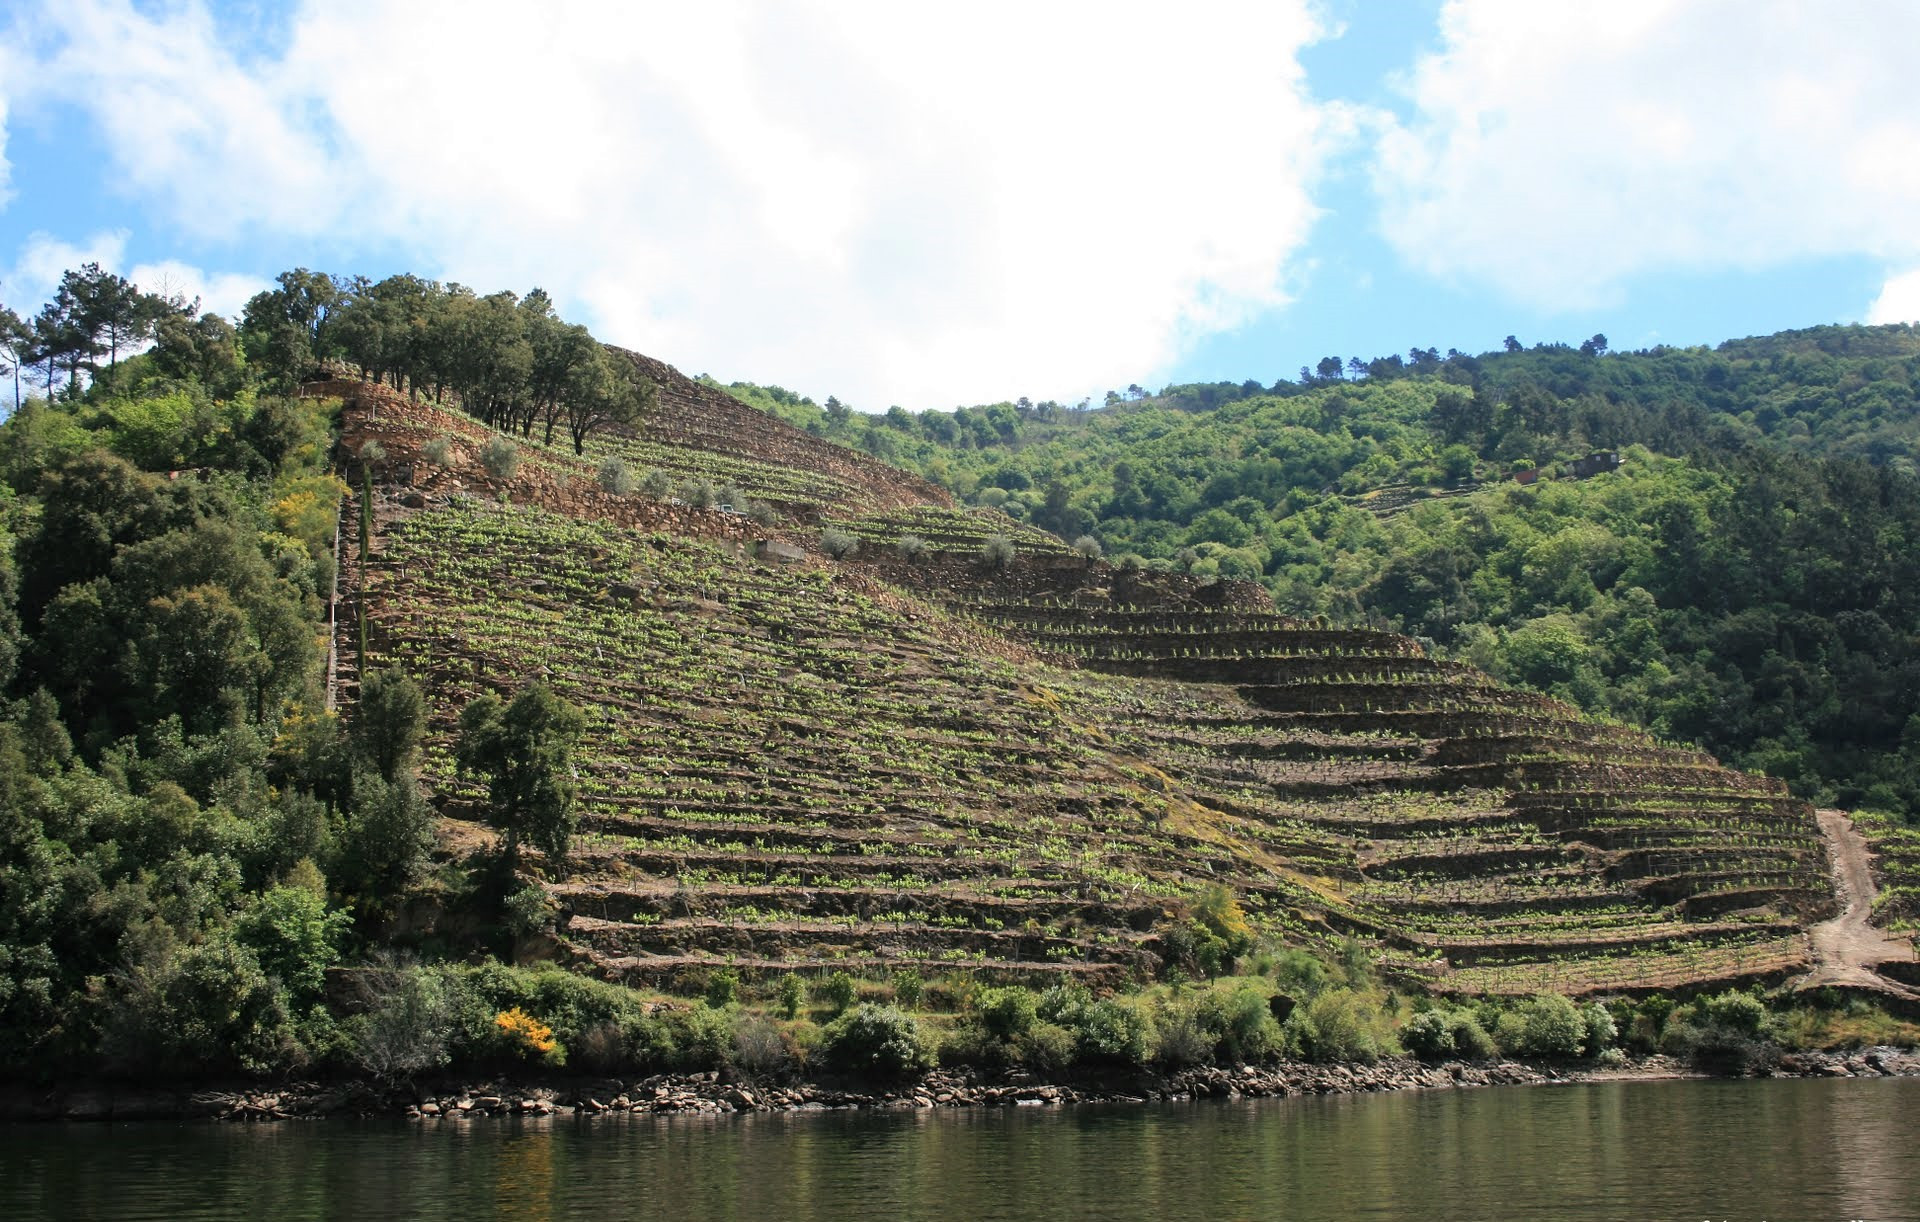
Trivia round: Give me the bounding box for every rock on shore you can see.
[5,1049,1917,1123]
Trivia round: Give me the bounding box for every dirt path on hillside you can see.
[1798,809,1920,998]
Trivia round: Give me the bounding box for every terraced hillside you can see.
[960,600,1831,996]
[610,347,952,518]
[333,375,1859,999]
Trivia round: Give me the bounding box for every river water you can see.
[3,1078,1914,1221]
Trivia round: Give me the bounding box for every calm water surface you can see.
[2,1078,1914,1221]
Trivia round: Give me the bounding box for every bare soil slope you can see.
[1800,809,1920,998]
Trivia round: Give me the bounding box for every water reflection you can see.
[3,1079,1915,1221]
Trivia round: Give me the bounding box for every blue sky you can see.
[4,0,1919,409]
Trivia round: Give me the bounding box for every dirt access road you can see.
[1799,808,1920,999]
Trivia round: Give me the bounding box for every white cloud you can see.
[4,0,1345,407]
[0,83,12,208]
[1372,0,1920,311]
[126,260,274,322]
[4,230,130,308]
[1867,268,1920,326]
[3,229,268,325]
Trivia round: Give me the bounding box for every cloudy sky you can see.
[3,0,1918,409]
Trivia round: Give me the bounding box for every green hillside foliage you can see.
[720,326,1920,818]
[0,294,438,1077]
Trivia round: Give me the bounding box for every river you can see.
[3,1078,1914,1220]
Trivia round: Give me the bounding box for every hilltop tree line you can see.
[1,266,653,459]
[0,263,195,411]
[239,270,654,454]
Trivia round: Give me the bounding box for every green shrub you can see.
[938,1022,1001,1069]
[1401,1009,1456,1061]
[1270,949,1333,999]
[896,534,931,562]
[680,479,716,509]
[334,770,434,909]
[1289,988,1382,1063]
[1496,994,1586,1058]
[102,932,302,1076]
[1581,1001,1618,1055]
[596,456,634,495]
[421,436,454,467]
[479,436,519,481]
[671,1003,734,1070]
[1072,999,1154,1066]
[977,986,1037,1040]
[1665,990,1780,1074]
[890,970,925,1009]
[776,973,807,1020]
[746,500,777,526]
[1017,1021,1076,1074]
[704,969,740,1009]
[980,534,1015,569]
[821,1004,932,1077]
[1493,1010,1528,1055]
[1072,535,1102,560]
[501,884,554,936]
[1202,986,1283,1063]
[1188,885,1254,975]
[1337,937,1374,987]
[1450,1011,1497,1060]
[731,1014,792,1078]
[1402,1007,1495,1061]
[638,468,671,498]
[1154,998,1215,1068]
[1695,990,1770,1037]
[820,528,859,560]
[1037,982,1092,1025]
[1523,994,1587,1057]
[821,970,858,1015]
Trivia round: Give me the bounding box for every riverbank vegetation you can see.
[273,951,1920,1090]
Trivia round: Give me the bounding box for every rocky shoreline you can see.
[5,1048,1917,1124]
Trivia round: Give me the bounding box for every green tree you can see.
[564,348,652,455]
[0,530,18,694]
[241,269,340,388]
[455,683,586,878]
[0,302,27,413]
[235,882,350,1003]
[151,311,242,395]
[351,669,426,783]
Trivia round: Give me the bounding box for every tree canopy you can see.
[455,683,586,878]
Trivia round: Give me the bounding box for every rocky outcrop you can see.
[11,1048,1917,1122]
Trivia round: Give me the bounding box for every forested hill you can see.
[711,324,1920,821]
